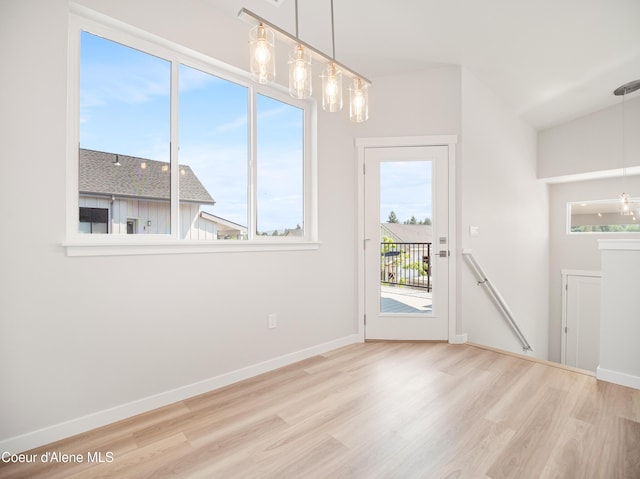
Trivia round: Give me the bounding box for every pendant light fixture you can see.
[321,62,343,112]
[239,1,371,122]
[349,77,369,123]
[249,23,275,84]
[321,0,343,112]
[614,80,640,216]
[288,0,312,99]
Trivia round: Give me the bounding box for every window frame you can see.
[65,6,318,256]
[567,198,640,235]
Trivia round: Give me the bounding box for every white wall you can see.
[538,96,640,179]
[541,93,640,364]
[0,0,358,452]
[357,65,550,359]
[547,176,640,362]
[598,241,640,390]
[460,68,549,359]
[358,67,462,138]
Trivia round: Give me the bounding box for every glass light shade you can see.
[321,63,343,112]
[249,24,275,84]
[620,192,635,216]
[288,45,312,99]
[349,78,369,123]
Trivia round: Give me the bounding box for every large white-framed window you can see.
[65,7,317,256]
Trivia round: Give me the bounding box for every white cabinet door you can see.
[562,272,601,372]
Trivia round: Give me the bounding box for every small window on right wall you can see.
[569,199,640,233]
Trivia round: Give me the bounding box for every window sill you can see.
[63,239,321,257]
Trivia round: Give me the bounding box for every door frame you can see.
[356,135,458,342]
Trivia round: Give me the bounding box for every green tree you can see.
[387,211,399,223]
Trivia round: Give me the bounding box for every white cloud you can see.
[81,62,170,108]
[214,115,247,133]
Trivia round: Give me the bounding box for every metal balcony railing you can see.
[380,242,432,292]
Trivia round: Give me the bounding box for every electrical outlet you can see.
[268,313,277,329]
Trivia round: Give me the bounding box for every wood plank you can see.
[1,343,639,479]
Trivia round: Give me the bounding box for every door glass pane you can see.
[379,161,433,314]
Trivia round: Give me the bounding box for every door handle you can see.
[438,250,449,258]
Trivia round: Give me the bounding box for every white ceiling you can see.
[208,0,640,131]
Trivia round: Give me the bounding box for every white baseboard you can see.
[0,334,360,454]
[596,366,640,390]
[450,333,468,344]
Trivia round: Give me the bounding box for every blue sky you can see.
[380,161,432,224]
[80,31,303,233]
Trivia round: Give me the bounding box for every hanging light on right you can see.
[613,79,640,216]
[349,77,369,123]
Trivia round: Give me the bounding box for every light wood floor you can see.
[2,342,639,478]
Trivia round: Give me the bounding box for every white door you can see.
[364,145,449,340]
[562,273,601,372]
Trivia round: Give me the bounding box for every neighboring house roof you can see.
[79,148,215,205]
[200,211,247,235]
[381,223,433,244]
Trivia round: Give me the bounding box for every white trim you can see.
[64,240,321,257]
[0,334,360,454]
[447,142,457,344]
[355,135,458,343]
[561,273,568,365]
[560,269,601,277]
[451,333,468,344]
[598,239,640,250]
[356,143,367,341]
[356,135,458,148]
[540,166,640,184]
[596,366,640,390]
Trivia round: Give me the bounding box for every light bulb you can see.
[249,24,275,84]
[254,40,270,64]
[321,63,343,112]
[353,91,365,110]
[288,45,311,99]
[349,78,369,123]
[620,192,635,216]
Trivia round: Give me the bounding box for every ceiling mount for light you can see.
[239,0,371,122]
[613,79,640,96]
